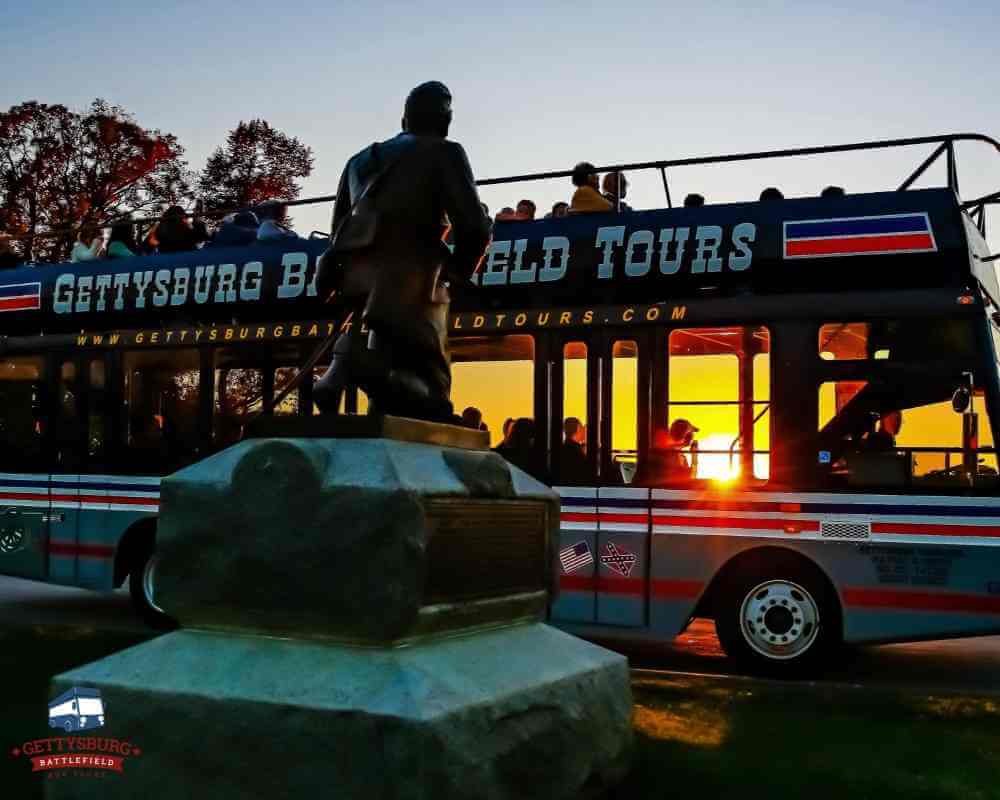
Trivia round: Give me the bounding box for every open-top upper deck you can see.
[0,132,996,341]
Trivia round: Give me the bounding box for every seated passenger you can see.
[0,240,21,269]
[494,417,547,482]
[106,221,137,259]
[256,202,300,242]
[683,193,705,208]
[641,419,700,484]
[759,187,785,202]
[821,185,846,198]
[560,417,590,484]
[210,211,260,247]
[71,226,105,262]
[602,172,632,212]
[569,162,613,214]
[515,199,536,221]
[865,410,902,451]
[547,201,569,219]
[495,207,518,222]
[149,205,209,253]
[460,406,487,431]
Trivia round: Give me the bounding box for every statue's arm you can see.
[440,142,492,281]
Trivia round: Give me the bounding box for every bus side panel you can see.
[0,472,50,581]
[596,487,648,627]
[84,475,161,591]
[551,487,597,623]
[48,474,82,586]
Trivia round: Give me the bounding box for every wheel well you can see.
[695,546,842,634]
[113,519,157,588]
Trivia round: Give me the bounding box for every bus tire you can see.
[715,556,839,677]
[128,548,176,630]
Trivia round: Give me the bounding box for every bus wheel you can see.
[715,560,838,676]
[128,550,175,630]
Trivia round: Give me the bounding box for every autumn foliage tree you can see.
[0,99,192,260]
[197,119,313,213]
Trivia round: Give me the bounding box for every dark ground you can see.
[3,576,1000,799]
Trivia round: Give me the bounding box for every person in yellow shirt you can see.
[569,162,613,213]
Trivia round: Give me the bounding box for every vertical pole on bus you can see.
[659,168,672,209]
[739,328,755,479]
[946,141,960,196]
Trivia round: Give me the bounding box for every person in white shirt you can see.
[256,202,299,242]
[71,226,105,262]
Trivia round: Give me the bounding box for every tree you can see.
[198,120,313,213]
[0,99,193,261]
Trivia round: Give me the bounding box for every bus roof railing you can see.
[3,131,998,249]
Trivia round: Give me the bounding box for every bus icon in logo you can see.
[48,687,106,733]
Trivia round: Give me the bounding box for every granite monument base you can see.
[46,418,632,798]
[49,623,631,800]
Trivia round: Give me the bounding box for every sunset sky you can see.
[2,1,997,253]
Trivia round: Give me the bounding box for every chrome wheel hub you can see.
[740,579,819,660]
[142,556,164,614]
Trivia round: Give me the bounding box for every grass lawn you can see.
[3,624,999,799]
[616,672,1000,800]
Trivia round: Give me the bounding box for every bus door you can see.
[48,353,112,587]
[0,355,49,580]
[547,333,599,623]
[596,331,652,627]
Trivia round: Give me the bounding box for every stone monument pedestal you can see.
[48,417,632,799]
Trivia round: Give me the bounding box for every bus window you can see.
[556,342,591,485]
[0,357,46,472]
[274,367,299,415]
[123,350,201,474]
[612,340,638,482]
[819,320,976,361]
[818,379,997,489]
[55,361,81,470]
[214,349,264,450]
[665,326,770,483]
[88,359,106,464]
[451,335,535,447]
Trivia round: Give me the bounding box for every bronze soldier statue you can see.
[314,81,492,422]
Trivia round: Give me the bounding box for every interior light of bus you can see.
[958,295,975,305]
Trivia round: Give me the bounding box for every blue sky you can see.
[2,0,998,251]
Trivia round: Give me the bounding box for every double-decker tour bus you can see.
[0,133,998,674]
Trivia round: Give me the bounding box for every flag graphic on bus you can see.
[48,687,106,733]
[559,541,594,574]
[0,282,41,312]
[783,213,936,259]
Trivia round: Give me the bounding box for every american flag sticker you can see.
[0,282,41,312]
[559,541,594,574]
[783,213,936,259]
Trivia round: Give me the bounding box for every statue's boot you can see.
[314,327,392,414]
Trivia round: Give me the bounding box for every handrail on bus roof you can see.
[3,132,998,248]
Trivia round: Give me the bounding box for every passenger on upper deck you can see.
[71,226,105,262]
[0,240,21,269]
[759,187,784,202]
[602,172,632,212]
[569,162,613,214]
[864,410,903,452]
[106,221,137,259]
[515,199,536,221]
[149,205,209,253]
[821,185,846,198]
[256,201,300,242]
[683,193,705,208]
[495,207,518,222]
[547,202,569,219]
[210,211,260,248]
